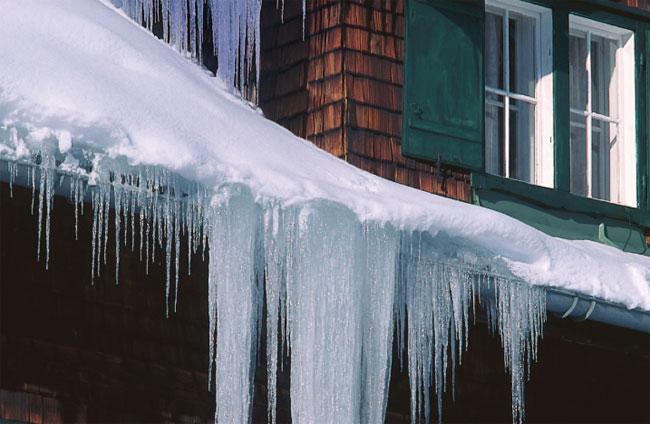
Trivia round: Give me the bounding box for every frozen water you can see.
[208,184,259,423]
[116,0,268,99]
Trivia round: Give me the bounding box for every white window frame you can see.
[485,0,554,188]
[568,14,636,207]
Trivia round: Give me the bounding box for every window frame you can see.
[484,0,554,187]
[567,14,637,207]
[475,0,650,231]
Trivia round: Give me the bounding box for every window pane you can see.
[570,112,587,196]
[591,119,616,201]
[485,93,505,176]
[485,12,504,90]
[569,33,588,110]
[509,13,535,97]
[591,36,617,118]
[509,99,535,182]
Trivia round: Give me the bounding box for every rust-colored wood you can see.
[259,0,472,200]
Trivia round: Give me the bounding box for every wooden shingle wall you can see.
[259,0,472,203]
[340,0,471,201]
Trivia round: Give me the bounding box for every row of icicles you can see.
[116,0,306,100]
[4,156,545,424]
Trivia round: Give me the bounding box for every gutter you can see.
[2,158,650,334]
[545,287,650,334]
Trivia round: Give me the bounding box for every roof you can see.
[0,0,649,313]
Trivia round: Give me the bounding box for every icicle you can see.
[302,0,306,40]
[96,185,104,278]
[123,187,129,248]
[71,178,82,240]
[173,199,181,313]
[187,199,194,276]
[44,159,54,269]
[207,184,259,423]
[164,193,172,317]
[287,201,364,423]
[114,185,122,285]
[489,278,546,424]
[103,184,110,266]
[116,0,282,101]
[36,158,45,262]
[262,202,289,424]
[7,161,16,197]
[360,222,399,424]
[91,190,98,285]
[131,186,137,252]
[401,233,475,424]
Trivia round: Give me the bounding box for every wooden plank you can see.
[343,51,403,85]
[345,74,401,112]
[308,75,344,110]
[348,103,401,137]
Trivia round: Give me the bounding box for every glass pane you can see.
[509,13,536,97]
[485,93,505,176]
[591,35,617,118]
[485,12,504,90]
[569,33,588,110]
[509,99,535,183]
[570,112,587,196]
[591,119,616,201]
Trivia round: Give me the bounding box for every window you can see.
[403,0,648,218]
[484,0,553,187]
[569,15,636,206]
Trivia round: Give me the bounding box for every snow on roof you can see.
[0,0,649,312]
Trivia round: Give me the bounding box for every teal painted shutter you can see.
[402,0,485,170]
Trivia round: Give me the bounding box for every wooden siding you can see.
[259,0,472,203]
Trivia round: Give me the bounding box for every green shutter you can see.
[402,0,485,170]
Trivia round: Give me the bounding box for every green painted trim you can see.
[527,0,650,21]
[402,0,485,171]
[474,184,649,255]
[472,172,650,227]
[563,0,650,21]
[553,8,571,192]
[646,29,650,211]
[598,223,620,248]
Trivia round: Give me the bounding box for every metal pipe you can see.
[546,288,650,333]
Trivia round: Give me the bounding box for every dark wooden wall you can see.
[0,182,213,423]
[1,181,648,423]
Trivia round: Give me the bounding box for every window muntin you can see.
[569,15,636,207]
[485,0,553,187]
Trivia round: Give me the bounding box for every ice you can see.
[262,202,289,424]
[116,0,270,98]
[207,184,259,423]
[287,201,364,423]
[360,222,399,424]
[487,278,546,424]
